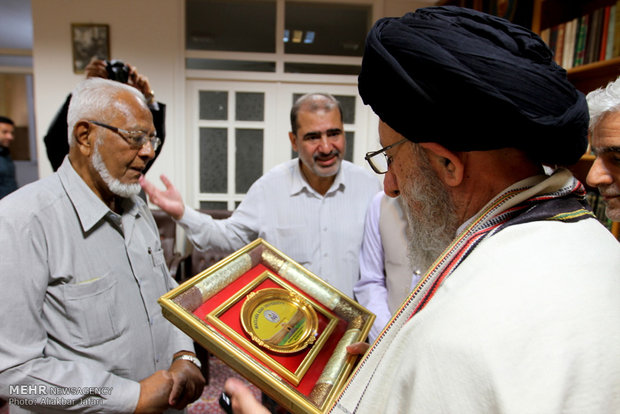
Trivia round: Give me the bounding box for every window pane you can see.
[284,62,361,75]
[200,127,227,193]
[334,95,356,124]
[199,201,229,210]
[292,93,303,104]
[199,91,228,120]
[345,131,354,162]
[186,0,276,52]
[285,2,371,56]
[236,92,264,121]
[186,58,276,72]
[235,128,263,193]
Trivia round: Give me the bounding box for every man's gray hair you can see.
[67,78,146,146]
[290,93,343,135]
[587,75,620,134]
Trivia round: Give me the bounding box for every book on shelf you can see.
[574,14,589,66]
[613,0,620,58]
[563,18,578,69]
[585,7,604,65]
[605,4,616,60]
[540,27,550,46]
[553,23,566,66]
[599,5,611,61]
[547,24,559,61]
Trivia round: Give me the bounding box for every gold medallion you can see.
[241,288,319,353]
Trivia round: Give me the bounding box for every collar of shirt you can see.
[57,157,140,233]
[289,158,347,198]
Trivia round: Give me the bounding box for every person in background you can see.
[141,93,381,299]
[0,116,17,199]
[586,75,620,222]
[0,78,204,413]
[223,6,620,413]
[354,191,420,342]
[44,57,166,173]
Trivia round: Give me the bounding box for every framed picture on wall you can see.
[71,23,110,73]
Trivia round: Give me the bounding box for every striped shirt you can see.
[179,158,381,298]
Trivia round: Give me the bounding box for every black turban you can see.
[358,6,589,165]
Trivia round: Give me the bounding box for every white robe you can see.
[332,171,620,413]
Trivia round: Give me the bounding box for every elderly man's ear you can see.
[418,142,464,187]
[73,121,95,156]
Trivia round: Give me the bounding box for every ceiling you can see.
[0,0,33,50]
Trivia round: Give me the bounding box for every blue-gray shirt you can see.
[0,158,193,413]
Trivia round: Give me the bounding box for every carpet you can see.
[188,354,260,413]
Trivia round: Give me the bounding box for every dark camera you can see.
[105,60,130,84]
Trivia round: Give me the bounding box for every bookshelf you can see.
[532,0,620,239]
[532,0,620,92]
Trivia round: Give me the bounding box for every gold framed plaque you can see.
[158,239,375,414]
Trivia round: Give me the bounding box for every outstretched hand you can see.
[140,174,185,220]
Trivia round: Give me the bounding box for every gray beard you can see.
[399,148,460,274]
[91,141,141,198]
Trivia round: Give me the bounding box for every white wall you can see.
[31,0,186,191]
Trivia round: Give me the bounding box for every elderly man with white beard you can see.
[0,78,205,413]
[223,6,620,414]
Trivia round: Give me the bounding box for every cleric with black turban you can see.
[217,7,620,414]
[358,6,589,165]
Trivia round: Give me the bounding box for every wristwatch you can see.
[172,354,202,370]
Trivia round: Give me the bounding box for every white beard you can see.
[91,140,141,198]
[399,147,460,274]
